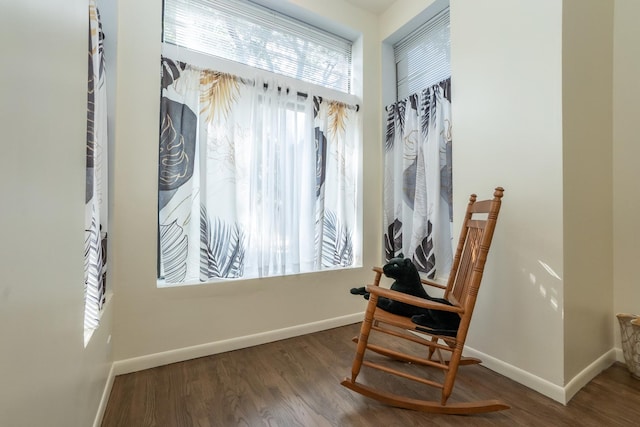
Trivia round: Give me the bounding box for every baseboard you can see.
[463,345,567,403]
[113,312,363,376]
[563,349,617,402]
[93,362,116,427]
[615,347,624,363]
[464,345,617,405]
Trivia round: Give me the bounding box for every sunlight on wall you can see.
[525,260,562,314]
[539,260,562,281]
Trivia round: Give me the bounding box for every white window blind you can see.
[163,0,353,94]
[394,7,450,100]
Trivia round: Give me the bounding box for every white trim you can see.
[464,345,617,404]
[615,346,625,363]
[563,349,617,402]
[463,345,566,403]
[161,43,360,108]
[157,264,362,289]
[93,363,116,427]
[84,292,114,347]
[113,313,363,375]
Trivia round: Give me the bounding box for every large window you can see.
[163,0,353,94]
[158,0,361,285]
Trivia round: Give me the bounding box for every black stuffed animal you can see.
[350,255,460,336]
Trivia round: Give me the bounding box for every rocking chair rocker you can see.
[341,187,508,414]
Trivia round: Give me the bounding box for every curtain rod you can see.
[262,83,360,112]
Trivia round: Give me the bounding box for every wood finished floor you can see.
[102,323,640,426]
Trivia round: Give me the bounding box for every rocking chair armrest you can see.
[371,266,447,290]
[365,285,464,314]
[420,278,447,290]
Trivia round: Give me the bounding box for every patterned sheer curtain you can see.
[158,58,359,284]
[383,79,452,279]
[85,0,108,332]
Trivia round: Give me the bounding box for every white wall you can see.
[110,0,382,364]
[613,0,640,346]
[450,0,566,386]
[562,0,614,382]
[0,1,113,426]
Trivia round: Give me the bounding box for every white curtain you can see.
[85,0,108,330]
[158,58,359,283]
[383,79,452,279]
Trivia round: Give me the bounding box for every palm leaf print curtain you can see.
[158,58,359,284]
[383,79,452,279]
[85,0,108,330]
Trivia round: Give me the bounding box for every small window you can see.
[384,6,453,280]
[394,7,450,101]
[85,0,108,344]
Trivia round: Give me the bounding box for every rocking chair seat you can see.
[411,318,459,337]
[411,310,460,337]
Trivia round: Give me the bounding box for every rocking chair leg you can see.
[350,292,379,381]
[441,345,465,405]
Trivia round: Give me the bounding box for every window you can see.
[85,0,108,344]
[394,7,450,101]
[158,0,361,285]
[383,6,453,280]
[163,0,353,94]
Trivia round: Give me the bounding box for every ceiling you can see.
[344,0,396,14]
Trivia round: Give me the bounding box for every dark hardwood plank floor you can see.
[102,323,640,426]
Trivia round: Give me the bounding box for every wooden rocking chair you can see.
[341,187,508,414]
